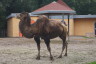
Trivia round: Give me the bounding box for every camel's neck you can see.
[19,17,38,38]
[21,16,31,26]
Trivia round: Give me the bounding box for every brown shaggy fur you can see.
[18,12,68,60]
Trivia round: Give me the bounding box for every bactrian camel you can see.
[17,12,68,60]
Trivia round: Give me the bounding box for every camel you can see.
[17,12,68,60]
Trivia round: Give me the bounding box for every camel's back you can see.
[36,15,67,39]
[45,20,66,31]
[42,20,67,38]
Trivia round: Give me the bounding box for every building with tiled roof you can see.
[32,0,75,15]
[6,0,96,37]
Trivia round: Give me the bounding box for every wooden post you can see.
[47,14,50,19]
[68,14,70,41]
[62,14,64,21]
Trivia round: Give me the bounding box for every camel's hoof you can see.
[64,53,67,56]
[50,57,54,61]
[58,55,62,58]
[36,56,40,60]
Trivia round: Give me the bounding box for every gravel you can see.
[0,37,96,64]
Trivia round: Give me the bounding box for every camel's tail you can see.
[61,20,67,26]
[64,27,69,36]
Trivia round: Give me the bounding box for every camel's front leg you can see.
[44,38,54,61]
[34,36,40,60]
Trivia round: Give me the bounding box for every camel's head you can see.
[16,12,29,20]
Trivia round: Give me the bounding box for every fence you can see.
[0,29,6,37]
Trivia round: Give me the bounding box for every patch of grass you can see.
[87,61,96,64]
[83,36,96,39]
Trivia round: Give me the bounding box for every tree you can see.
[0,0,7,29]
[89,0,96,14]
[6,0,38,14]
[37,0,57,8]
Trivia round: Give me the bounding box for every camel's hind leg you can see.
[64,41,68,56]
[58,36,67,58]
[34,36,41,60]
[44,38,54,61]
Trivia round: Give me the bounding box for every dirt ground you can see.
[0,36,96,64]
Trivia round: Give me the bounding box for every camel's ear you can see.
[16,13,21,19]
[21,11,27,14]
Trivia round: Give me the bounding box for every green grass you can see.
[87,61,96,64]
[83,36,96,39]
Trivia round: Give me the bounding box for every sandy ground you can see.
[0,37,96,64]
